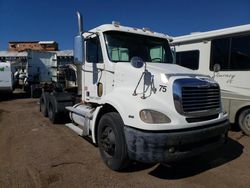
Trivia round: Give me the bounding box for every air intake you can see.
[173,78,221,117]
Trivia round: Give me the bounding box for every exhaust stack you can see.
[74,11,84,96]
[76,11,83,35]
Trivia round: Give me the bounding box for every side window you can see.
[150,45,165,62]
[86,37,103,63]
[109,47,129,61]
[176,50,199,70]
[210,35,250,71]
[230,35,250,70]
[210,38,230,70]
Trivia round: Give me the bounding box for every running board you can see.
[65,123,83,136]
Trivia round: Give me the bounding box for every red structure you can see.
[8,41,58,52]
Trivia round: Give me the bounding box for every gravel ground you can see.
[0,94,249,188]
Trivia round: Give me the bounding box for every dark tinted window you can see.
[210,35,250,71]
[176,50,199,70]
[86,37,103,63]
[210,38,230,70]
[230,35,250,70]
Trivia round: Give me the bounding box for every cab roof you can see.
[84,23,172,41]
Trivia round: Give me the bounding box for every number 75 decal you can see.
[159,85,167,92]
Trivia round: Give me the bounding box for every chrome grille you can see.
[182,86,220,112]
[173,78,221,117]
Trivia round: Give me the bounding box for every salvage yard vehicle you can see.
[40,12,229,171]
[22,51,59,97]
[172,24,250,136]
[1,51,57,97]
[0,62,13,93]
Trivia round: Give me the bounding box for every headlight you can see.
[140,110,171,124]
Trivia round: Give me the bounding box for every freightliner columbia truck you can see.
[40,12,229,171]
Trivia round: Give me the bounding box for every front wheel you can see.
[98,112,130,171]
[238,108,250,136]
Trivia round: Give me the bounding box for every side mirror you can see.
[131,56,145,69]
[213,64,221,72]
[74,35,84,65]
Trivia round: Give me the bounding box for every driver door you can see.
[84,36,104,102]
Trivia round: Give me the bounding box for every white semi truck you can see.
[40,12,229,171]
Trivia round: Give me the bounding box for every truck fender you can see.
[48,92,74,114]
[95,89,143,129]
[91,93,135,144]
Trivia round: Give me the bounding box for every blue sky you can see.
[0,0,249,50]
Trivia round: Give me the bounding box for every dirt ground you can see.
[0,94,249,188]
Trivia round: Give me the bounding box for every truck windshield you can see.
[104,31,173,63]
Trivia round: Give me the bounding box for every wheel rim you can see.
[100,126,116,157]
[243,113,250,131]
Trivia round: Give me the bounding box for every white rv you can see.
[172,24,250,135]
[0,62,13,93]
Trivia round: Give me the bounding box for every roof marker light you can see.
[112,21,120,27]
[142,27,150,32]
[142,27,154,34]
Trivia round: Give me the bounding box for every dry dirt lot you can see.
[0,94,249,188]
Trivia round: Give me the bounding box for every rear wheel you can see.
[98,112,130,171]
[40,95,48,117]
[48,102,59,124]
[238,108,250,136]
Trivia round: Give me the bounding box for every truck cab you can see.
[41,12,229,171]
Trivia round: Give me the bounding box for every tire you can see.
[30,85,34,98]
[98,112,130,171]
[40,96,48,117]
[238,108,250,136]
[48,102,59,124]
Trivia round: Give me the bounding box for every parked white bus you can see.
[172,24,250,136]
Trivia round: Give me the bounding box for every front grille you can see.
[173,78,221,117]
[182,86,221,113]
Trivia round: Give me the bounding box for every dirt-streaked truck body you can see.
[40,12,229,171]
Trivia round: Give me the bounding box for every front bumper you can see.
[124,120,229,163]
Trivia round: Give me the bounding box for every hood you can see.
[146,63,195,75]
[114,62,203,77]
[114,62,211,89]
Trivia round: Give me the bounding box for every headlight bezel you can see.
[139,109,171,124]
